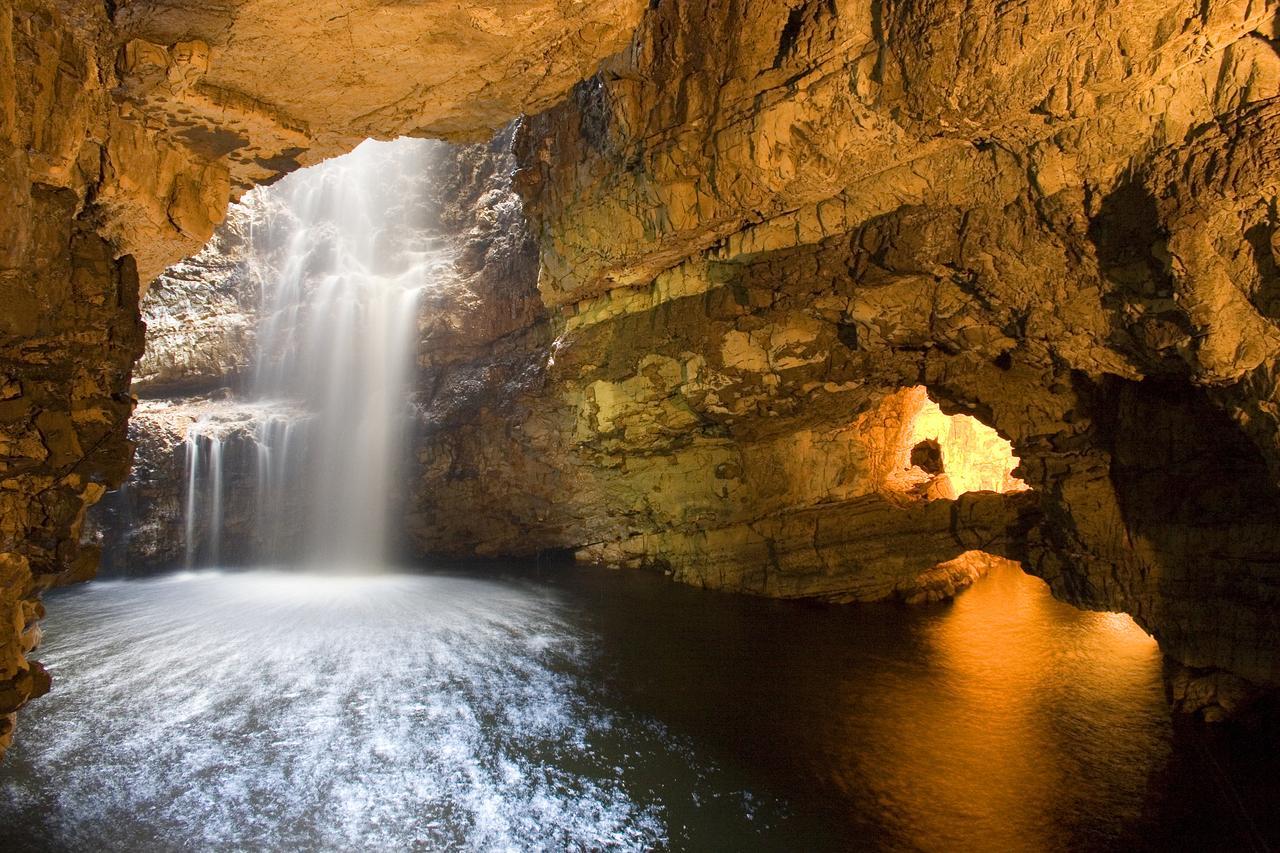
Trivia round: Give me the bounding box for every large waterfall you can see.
[181,139,442,569]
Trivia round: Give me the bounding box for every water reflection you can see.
[842,566,1162,850]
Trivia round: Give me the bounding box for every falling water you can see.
[181,423,229,567]
[182,431,200,569]
[206,434,224,565]
[180,138,442,569]
[252,412,302,563]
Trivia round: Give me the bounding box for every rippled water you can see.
[1,564,1276,851]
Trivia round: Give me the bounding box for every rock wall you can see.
[131,209,259,397]
[408,272,1038,603]
[0,0,146,752]
[410,0,1280,720]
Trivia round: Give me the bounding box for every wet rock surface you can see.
[487,0,1280,713]
[131,211,258,397]
[86,397,312,575]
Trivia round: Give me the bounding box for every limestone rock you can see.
[385,0,1280,720]
[132,205,259,395]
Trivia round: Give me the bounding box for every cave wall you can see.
[1,0,146,753]
[408,244,1039,601]
[131,211,259,397]
[408,0,1280,719]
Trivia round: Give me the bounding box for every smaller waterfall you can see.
[253,413,307,563]
[206,434,224,566]
[182,421,228,567]
[183,431,200,569]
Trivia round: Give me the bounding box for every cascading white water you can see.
[182,421,229,568]
[181,138,442,569]
[252,412,302,563]
[206,434,224,565]
[183,430,200,569]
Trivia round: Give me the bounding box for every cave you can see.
[3,0,1280,848]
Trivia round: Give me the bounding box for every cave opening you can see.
[98,138,445,575]
[864,385,1154,648]
[858,384,1033,604]
[874,384,1028,500]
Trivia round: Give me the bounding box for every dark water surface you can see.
[0,563,1276,851]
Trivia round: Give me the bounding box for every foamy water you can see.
[0,571,761,851]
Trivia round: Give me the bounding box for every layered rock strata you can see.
[495,0,1280,720]
[131,211,259,397]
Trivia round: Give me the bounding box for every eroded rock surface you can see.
[414,0,1280,720]
[132,207,259,396]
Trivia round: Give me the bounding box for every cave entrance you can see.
[92,138,449,574]
[863,387,1153,648]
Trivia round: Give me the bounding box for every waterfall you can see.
[180,138,441,570]
[253,412,303,563]
[181,423,227,567]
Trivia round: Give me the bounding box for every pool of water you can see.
[0,563,1275,851]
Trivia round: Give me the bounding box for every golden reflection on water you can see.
[827,564,1163,852]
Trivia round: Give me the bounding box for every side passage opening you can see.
[866,387,1152,646]
[876,386,1027,500]
[865,384,1024,499]
[860,386,1028,603]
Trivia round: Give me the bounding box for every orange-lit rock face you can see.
[847,386,1032,603]
[883,387,1027,499]
[503,0,1280,717]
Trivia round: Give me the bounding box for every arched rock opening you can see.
[858,386,1033,604]
[873,386,1027,501]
